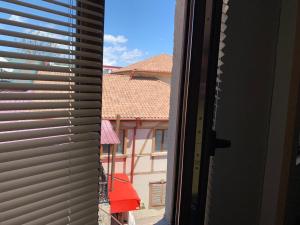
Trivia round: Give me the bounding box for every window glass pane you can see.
[163,129,169,151]
[117,130,125,154]
[103,144,110,154]
[155,129,163,152]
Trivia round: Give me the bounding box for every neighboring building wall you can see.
[157,76,171,85]
[101,120,168,209]
[134,73,171,85]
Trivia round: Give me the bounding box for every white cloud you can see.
[120,49,143,64]
[103,34,144,66]
[104,34,128,45]
[9,15,26,23]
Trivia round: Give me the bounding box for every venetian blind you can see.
[0,0,104,224]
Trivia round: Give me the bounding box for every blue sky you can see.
[104,0,176,66]
[0,0,176,66]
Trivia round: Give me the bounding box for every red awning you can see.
[101,120,120,144]
[108,174,141,213]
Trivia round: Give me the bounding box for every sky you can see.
[104,0,176,66]
[0,0,176,67]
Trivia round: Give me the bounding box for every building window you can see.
[101,130,125,155]
[117,129,125,154]
[102,144,111,155]
[154,129,168,152]
[149,181,166,207]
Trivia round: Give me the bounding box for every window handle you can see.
[210,130,231,156]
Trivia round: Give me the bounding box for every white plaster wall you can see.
[133,173,167,209]
[158,76,171,85]
[153,156,168,172]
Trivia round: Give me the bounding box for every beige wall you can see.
[135,72,171,85]
[157,76,171,85]
[101,120,168,209]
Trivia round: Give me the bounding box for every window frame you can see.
[153,128,169,153]
[116,129,126,155]
[101,144,111,156]
[169,0,225,224]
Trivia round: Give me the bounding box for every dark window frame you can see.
[171,0,224,224]
[117,129,126,154]
[154,128,169,152]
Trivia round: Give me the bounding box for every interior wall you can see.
[259,1,298,225]
[208,1,282,225]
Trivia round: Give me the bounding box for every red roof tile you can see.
[102,75,170,120]
[112,54,172,75]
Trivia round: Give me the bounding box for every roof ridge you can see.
[112,54,173,74]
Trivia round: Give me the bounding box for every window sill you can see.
[100,154,127,160]
[151,152,168,157]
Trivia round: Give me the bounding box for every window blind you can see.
[0,0,104,224]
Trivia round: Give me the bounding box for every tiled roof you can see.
[102,75,170,120]
[112,54,173,75]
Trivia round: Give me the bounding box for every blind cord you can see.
[67,1,73,224]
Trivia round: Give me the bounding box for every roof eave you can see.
[111,70,171,76]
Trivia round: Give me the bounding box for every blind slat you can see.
[1,0,103,27]
[0,92,101,101]
[0,71,101,84]
[78,0,104,10]
[0,50,102,68]
[0,18,102,43]
[0,117,100,132]
[1,178,97,218]
[22,193,98,225]
[2,189,98,225]
[0,147,98,172]
[0,61,102,76]
[0,109,101,121]
[0,140,99,162]
[44,0,103,18]
[0,82,101,92]
[1,160,98,188]
[0,28,101,51]
[69,207,98,225]
[0,124,100,142]
[0,101,100,110]
[1,175,96,204]
[0,7,102,34]
[33,199,98,225]
[0,40,102,60]
[0,132,99,153]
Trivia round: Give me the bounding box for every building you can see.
[112,54,173,84]
[101,66,171,219]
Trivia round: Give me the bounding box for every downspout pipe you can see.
[130,118,140,183]
[130,125,137,183]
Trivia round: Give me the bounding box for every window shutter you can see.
[149,182,166,207]
[0,0,104,224]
